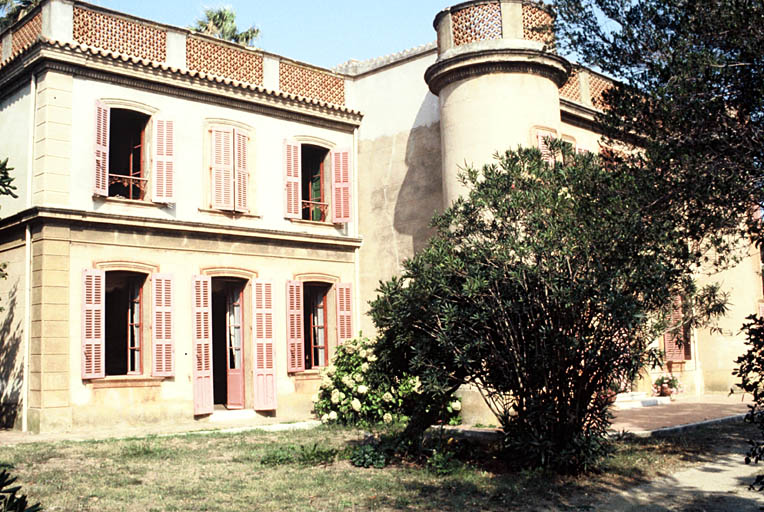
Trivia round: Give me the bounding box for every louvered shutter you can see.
[152,274,174,377]
[192,275,214,415]
[537,131,555,165]
[153,119,175,203]
[234,129,249,212]
[336,283,353,344]
[663,296,690,361]
[82,269,105,379]
[254,280,277,410]
[210,127,234,210]
[286,280,304,372]
[332,149,351,224]
[284,140,301,219]
[94,101,109,197]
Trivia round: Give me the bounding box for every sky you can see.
[90,0,452,69]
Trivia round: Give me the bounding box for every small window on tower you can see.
[109,109,150,200]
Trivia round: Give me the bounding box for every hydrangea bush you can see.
[314,335,423,426]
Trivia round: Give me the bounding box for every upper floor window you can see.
[208,125,249,213]
[94,100,175,203]
[284,140,351,224]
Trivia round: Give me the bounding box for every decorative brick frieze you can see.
[73,7,166,62]
[186,36,263,85]
[588,73,613,107]
[11,11,42,55]
[451,2,502,46]
[559,68,581,103]
[279,61,345,106]
[522,3,554,46]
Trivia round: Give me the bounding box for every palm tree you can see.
[191,7,259,47]
[0,0,39,31]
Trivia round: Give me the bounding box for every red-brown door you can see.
[226,286,244,409]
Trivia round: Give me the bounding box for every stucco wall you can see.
[0,82,32,218]
[0,228,26,429]
[351,52,443,334]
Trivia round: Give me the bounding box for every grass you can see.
[0,420,757,511]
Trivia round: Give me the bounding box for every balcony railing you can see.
[302,200,329,222]
[109,173,147,200]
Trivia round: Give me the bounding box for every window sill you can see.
[89,376,166,389]
[289,218,338,227]
[94,196,170,208]
[198,208,261,219]
[291,369,323,379]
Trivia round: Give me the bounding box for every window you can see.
[82,269,174,379]
[284,141,351,223]
[94,101,175,203]
[536,129,556,165]
[286,280,353,372]
[663,296,691,362]
[209,126,249,212]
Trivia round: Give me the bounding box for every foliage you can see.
[0,470,41,512]
[0,0,39,31]
[313,335,424,427]
[259,443,338,467]
[370,141,728,474]
[652,375,681,396]
[349,443,387,469]
[191,7,259,46]
[734,316,764,491]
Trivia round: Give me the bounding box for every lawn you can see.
[0,420,757,511]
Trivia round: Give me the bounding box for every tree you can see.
[191,7,259,47]
[370,142,722,473]
[0,158,16,311]
[0,0,39,31]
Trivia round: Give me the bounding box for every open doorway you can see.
[211,278,246,409]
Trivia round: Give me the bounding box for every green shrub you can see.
[350,444,386,469]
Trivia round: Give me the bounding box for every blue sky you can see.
[91,1,451,69]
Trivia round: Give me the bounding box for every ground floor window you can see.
[104,271,146,375]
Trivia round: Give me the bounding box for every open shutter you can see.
[336,283,353,344]
[286,280,304,372]
[234,129,249,212]
[152,274,174,377]
[254,280,277,410]
[210,127,234,210]
[284,140,301,219]
[82,269,105,379]
[332,149,351,224]
[153,119,175,203]
[664,296,690,361]
[193,275,214,415]
[94,101,109,197]
[537,130,555,165]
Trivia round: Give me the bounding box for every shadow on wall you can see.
[393,93,443,254]
[0,282,21,429]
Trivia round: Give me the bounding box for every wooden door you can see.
[193,275,213,415]
[226,286,244,409]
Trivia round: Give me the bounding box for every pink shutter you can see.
[284,140,301,219]
[82,269,105,379]
[152,274,174,377]
[286,280,304,372]
[254,280,277,410]
[193,275,214,415]
[153,119,175,203]
[537,131,555,165]
[332,149,351,224]
[234,129,249,212]
[663,296,690,361]
[94,101,109,197]
[336,283,353,344]
[210,127,234,210]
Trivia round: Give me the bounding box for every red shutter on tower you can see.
[94,101,109,197]
[152,274,174,377]
[286,280,304,372]
[153,119,175,203]
[284,140,301,219]
[234,129,249,212]
[663,296,691,361]
[82,269,105,379]
[537,131,555,165]
[336,283,353,344]
[193,275,214,415]
[254,280,277,410]
[332,149,351,224]
[210,127,234,210]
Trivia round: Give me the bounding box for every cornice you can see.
[0,207,363,250]
[0,39,363,132]
[560,97,604,133]
[425,47,571,95]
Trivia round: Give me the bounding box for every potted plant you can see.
[653,374,681,397]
